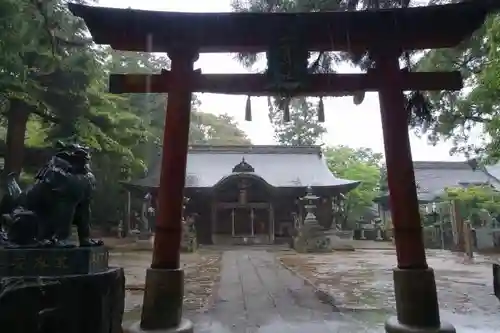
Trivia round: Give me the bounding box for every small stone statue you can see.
[180,198,197,252]
[0,141,103,248]
[181,215,197,253]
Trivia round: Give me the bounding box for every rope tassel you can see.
[245,95,252,121]
[318,97,325,123]
[353,91,365,105]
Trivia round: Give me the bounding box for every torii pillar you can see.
[134,49,198,333]
[375,50,454,333]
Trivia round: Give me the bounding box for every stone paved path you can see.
[194,250,368,333]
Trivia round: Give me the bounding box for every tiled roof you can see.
[128,145,359,191]
[413,161,489,196]
[484,163,500,190]
[375,161,492,204]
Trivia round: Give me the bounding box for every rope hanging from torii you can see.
[243,26,363,124]
[244,14,432,127]
[245,26,326,123]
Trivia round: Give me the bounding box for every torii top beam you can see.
[69,2,498,54]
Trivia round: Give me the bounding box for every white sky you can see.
[99,0,477,161]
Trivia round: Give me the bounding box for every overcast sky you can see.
[98,0,479,162]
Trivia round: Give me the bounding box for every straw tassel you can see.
[245,95,252,121]
[283,98,290,122]
[353,91,365,105]
[318,97,325,122]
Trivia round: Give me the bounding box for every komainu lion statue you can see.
[0,141,103,248]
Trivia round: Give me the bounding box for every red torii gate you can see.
[70,2,498,333]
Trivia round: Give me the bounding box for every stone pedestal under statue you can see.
[294,222,332,253]
[0,246,125,333]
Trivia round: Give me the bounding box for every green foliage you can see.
[415,13,500,161]
[190,112,251,145]
[324,145,383,227]
[0,0,252,228]
[268,97,326,145]
[439,186,500,226]
[415,17,489,154]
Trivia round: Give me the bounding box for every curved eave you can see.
[121,179,360,193]
[68,2,497,53]
[120,181,203,195]
[335,180,361,193]
[120,180,152,193]
[265,180,361,193]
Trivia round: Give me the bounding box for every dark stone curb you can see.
[0,267,125,333]
[277,257,339,310]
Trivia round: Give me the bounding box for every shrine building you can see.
[125,145,359,245]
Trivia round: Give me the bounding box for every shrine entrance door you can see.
[233,206,252,236]
[213,202,273,245]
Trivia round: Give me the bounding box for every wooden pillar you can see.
[463,221,474,259]
[123,189,131,237]
[376,52,427,270]
[375,50,453,333]
[139,48,197,333]
[151,49,198,270]
[231,209,235,237]
[249,208,252,236]
[269,204,275,243]
[451,200,465,252]
[211,199,216,244]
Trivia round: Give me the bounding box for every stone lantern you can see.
[301,186,320,227]
[293,186,332,253]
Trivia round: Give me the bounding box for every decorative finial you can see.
[318,97,325,122]
[232,157,255,173]
[245,95,252,121]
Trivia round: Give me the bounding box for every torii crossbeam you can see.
[109,71,462,95]
[70,2,499,333]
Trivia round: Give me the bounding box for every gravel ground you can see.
[279,249,500,333]
[109,249,222,320]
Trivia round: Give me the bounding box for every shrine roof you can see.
[68,2,499,53]
[375,161,493,204]
[413,161,491,197]
[127,145,359,191]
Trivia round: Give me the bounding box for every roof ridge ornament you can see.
[232,157,255,173]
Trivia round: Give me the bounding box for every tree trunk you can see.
[3,100,30,179]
